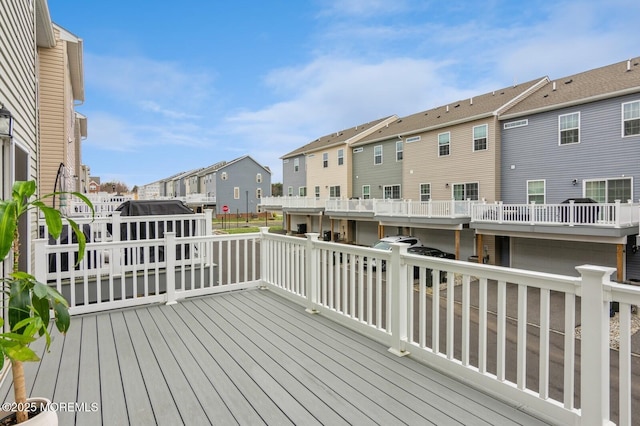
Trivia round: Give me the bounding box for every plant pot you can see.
[0,398,57,426]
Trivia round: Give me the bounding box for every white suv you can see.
[369,236,423,270]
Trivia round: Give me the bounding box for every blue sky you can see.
[48,0,639,188]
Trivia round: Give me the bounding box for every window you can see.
[294,158,299,172]
[438,132,450,156]
[623,100,640,136]
[299,187,307,196]
[256,173,262,183]
[288,186,293,197]
[374,145,383,165]
[362,185,370,199]
[337,149,344,166]
[256,188,262,199]
[452,182,479,200]
[383,185,401,199]
[234,187,240,199]
[322,153,328,168]
[473,124,488,151]
[314,186,320,198]
[559,112,580,145]
[504,119,528,129]
[419,183,431,202]
[406,136,421,143]
[585,178,632,202]
[353,147,363,153]
[221,172,228,180]
[396,141,403,161]
[527,180,545,204]
[329,185,341,198]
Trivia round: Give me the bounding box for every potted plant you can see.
[0,181,92,424]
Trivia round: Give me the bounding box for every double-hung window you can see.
[623,100,640,136]
[438,132,450,156]
[299,187,307,196]
[329,185,341,198]
[314,186,320,198]
[337,149,344,166]
[322,153,328,168]
[473,124,488,151]
[293,158,299,172]
[419,183,431,202]
[559,112,580,145]
[362,185,370,199]
[374,145,383,165]
[527,180,545,204]
[396,141,403,161]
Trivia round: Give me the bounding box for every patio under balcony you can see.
[0,289,550,425]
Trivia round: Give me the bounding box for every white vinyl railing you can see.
[472,200,640,228]
[373,199,475,217]
[260,196,326,209]
[35,228,639,425]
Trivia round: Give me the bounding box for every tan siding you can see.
[306,144,350,199]
[403,117,501,202]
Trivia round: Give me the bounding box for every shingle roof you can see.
[353,77,547,146]
[502,56,640,118]
[281,115,397,159]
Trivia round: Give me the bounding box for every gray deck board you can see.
[0,289,551,425]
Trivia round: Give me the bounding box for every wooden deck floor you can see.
[0,289,551,425]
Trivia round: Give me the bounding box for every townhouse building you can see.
[212,155,271,217]
[38,23,86,204]
[276,116,398,238]
[342,78,547,254]
[474,57,640,280]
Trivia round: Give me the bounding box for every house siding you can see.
[403,118,500,202]
[306,146,349,199]
[501,93,640,204]
[216,157,271,215]
[282,154,306,196]
[352,139,402,199]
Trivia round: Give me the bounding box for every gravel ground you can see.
[575,311,640,350]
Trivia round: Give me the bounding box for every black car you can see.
[407,246,455,286]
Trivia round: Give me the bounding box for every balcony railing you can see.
[260,196,326,209]
[472,200,640,228]
[35,228,640,425]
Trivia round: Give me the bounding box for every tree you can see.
[100,181,129,194]
[271,183,282,197]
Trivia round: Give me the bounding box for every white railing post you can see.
[165,232,177,305]
[204,209,213,235]
[305,233,320,314]
[34,238,47,283]
[259,227,270,289]
[576,265,616,426]
[614,200,621,228]
[529,201,536,225]
[111,211,122,275]
[388,243,410,357]
[498,201,504,223]
[569,200,575,226]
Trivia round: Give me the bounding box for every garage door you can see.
[512,238,616,277]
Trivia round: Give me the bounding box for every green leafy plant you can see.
[0,181,92,423]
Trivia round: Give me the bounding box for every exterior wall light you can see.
[0,104,13,140]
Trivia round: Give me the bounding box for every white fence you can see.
[472,200,640,228]
[36,228,639,425]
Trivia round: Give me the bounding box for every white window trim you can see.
[406,136,421,143]
[234,187,240,199]
[396,141,403,162]
[419,183,431,202]
[322,152,329,168]
[526,179,546,204]
[558,112,581,145]
[337,149,344,166]
[504,119,528,129]
[374,145,383,165]
[383,184,401,199]
[438,131,450,157]
[362,185,370,199]
[472,124,488,152]
[583,177,633,202]
[622,100,640,137]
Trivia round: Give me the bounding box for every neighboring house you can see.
[344,78,547,253]
[140,180,160,199]
[38,23,86,204]
[278,116,397,239]
[213,155,271,217]
[88,178,100,193]
[198,160,227,198]
[1,0,56,273]
[479,57,640,280]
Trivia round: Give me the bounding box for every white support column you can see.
[111,211,122,276]
[259,227,270,289]
[305,232,319,314]
[576,265,616,426]
[165,232,177,305]
[388,243,410,357]
[204,209,213,236]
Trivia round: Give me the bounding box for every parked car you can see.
[367,235,424,271]
[408,246,455,286]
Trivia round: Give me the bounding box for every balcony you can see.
[4,229,638,424]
